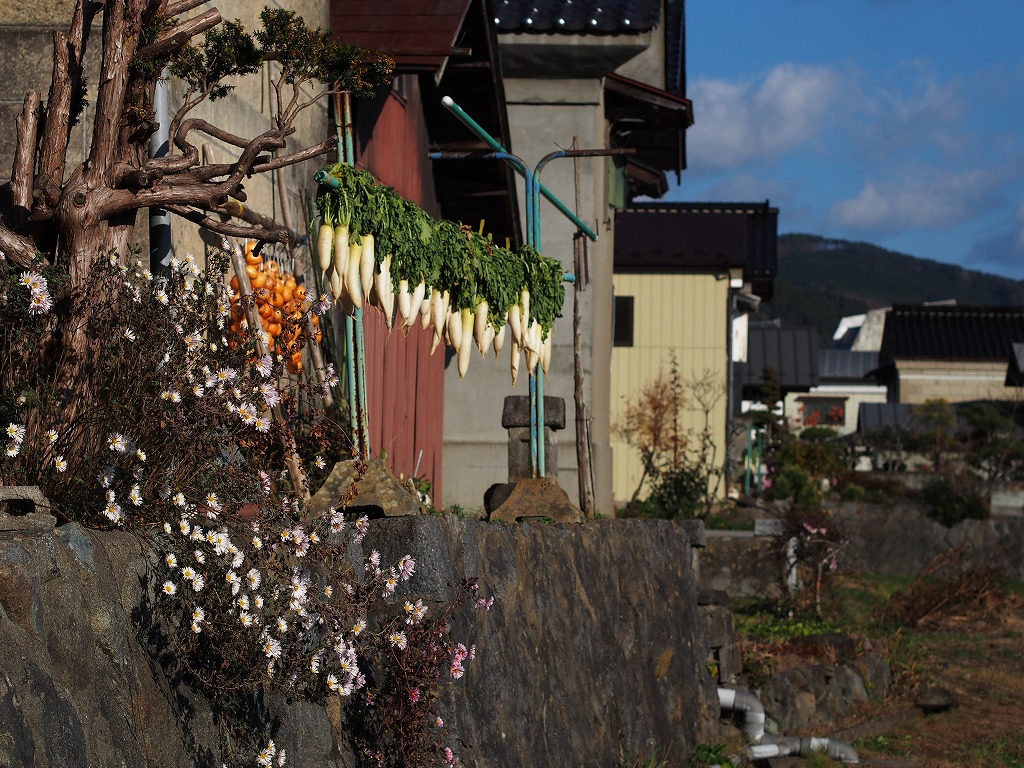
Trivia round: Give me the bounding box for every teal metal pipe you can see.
[441,96,599,242]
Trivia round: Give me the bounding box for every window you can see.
[799,397,846,427]
[613,295,634,347]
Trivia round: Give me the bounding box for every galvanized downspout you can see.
[149,67,173,274]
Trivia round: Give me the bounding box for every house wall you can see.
[442,76,614,514]
[894,359,1011,404]
[785,384,888,436]
[610,272,730,504]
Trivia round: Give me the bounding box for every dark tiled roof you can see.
[492,0,662,34]
[737,325,819,394]
[818,350,879,381]
[614,203,778,296]
[880,305,1024,364]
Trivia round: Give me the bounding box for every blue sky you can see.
[674,0,1024,279]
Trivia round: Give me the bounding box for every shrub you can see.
[917,477,988,527]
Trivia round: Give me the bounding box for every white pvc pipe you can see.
[717,688,859,764]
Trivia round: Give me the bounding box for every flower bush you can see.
[1,245,487,767]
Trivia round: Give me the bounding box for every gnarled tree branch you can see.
[164,204,290,244]
[137,8,222,60]
[0,224,40,268]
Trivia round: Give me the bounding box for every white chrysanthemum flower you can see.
[165,553,177,569]
[54,455,67,472]
[161,581,176,596]
[123,327,136,342]
[155,288,169,305]
[136,448,147,462]
[172,492,186,508]
[45,429,58,444]
[6,423,26,442]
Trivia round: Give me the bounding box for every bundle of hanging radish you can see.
[313,164,565,384]
[228,241,321,374]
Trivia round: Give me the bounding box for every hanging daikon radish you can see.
[493,322,507,356]
[473,299,489,354]
[332,221,349,281]
[540,327,553,374]
[346,241,362,310]
[525,341,539,374]
[410,282,426,329]
[397,279,412,326]
[508,302,523,346]
[520,287,531,332]
[510,340,521,387]
[360,234,375,304]
[523,319,540,354]
[432,289,448,336]
[328,265,344,303]
[457,307,474,377]
[430,325,443,355]
[418,289,433,329]
[481,324,495,358]
[446,306,462,351]
[317,218,333,274]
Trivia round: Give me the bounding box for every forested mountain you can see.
[758,234,1024,344]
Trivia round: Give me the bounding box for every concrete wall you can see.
[442,75,616,514]
[895,359,1012,404]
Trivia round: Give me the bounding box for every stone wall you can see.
[700,503,1024,598]
[0,515,720,767]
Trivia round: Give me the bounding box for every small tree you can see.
[615,357,687,507]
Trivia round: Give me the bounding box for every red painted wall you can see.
[355,77,446,505]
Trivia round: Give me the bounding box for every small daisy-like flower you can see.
[136,448,147,462]
[163,522,172,534]
[323,584,333,598]
[352,617,366,636]
[263,636,282,659]
[179,519,191,536]
[161,581,177,596]
[54,455,67,472]
[191,384,205,398]
[154,288,169,305]
[239,611,255,628]
[129,484,143,506]
[237,402,258,425]
[254,415,271,433]
[181,566,196,581]
[190,574,205,592]
[6,423,26,442]
[387,631,408,650]
[246,568,262,590]
[184,332,202,352]
[45,429,58,444]
[190,621,202,634]
[172,492,186,508]
[123,327,136,342]
[252,535,263,550]
[20,270,47,292]
[217,367,237,383]
[277,617,288,633]
[314,455,326,470]
[238,594,250,611]
[165,553,178,569]
[193,548,205,563]
[259,382,280,409]
[102,501,123,523]
[225,570,240,588]
[256,355,273,378]
[204,492,221,512]
[6,443,21,458]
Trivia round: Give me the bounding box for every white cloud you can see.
[830,167,1004,233]
[688,63,842,171]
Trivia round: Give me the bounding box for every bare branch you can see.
[251,136,338,174]
[0,224,41,268]
[9,92,42,233]
[147,141,200,174]
[164,204,290,243]
[217,199,298,245]
[137,8,222,60]
[163,0,211,18]
[111,163,164,189]
[177,118,254,150]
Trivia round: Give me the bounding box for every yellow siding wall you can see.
[610,273,730,505]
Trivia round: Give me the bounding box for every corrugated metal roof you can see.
[880,305,1024,364]
[736,325,819,393]
[818,350,879,381]
[331,0,473,70]
[492,0,662,34]
[856,403,919,435]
